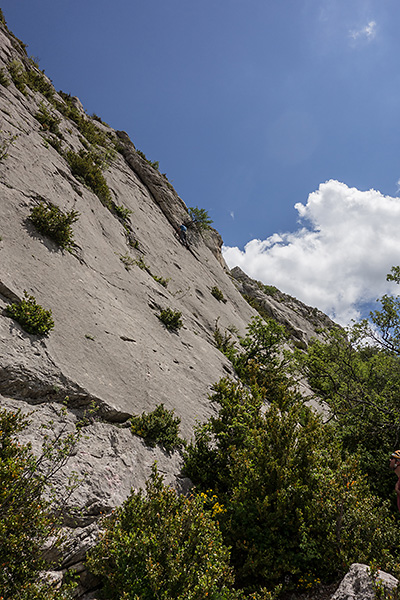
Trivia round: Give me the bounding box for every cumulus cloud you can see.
[349,20,376,42]
[222,180,400,325]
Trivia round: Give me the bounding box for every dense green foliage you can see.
[87,467,272,600]
[0,408,80,599]
[296,267,400,506]
[183,311,400,592]
[131,404,184,452]
[30,201,79,250]
[6,291,55,335]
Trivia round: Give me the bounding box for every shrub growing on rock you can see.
[211,285,227,303]
[131,403,183,452]
[6,291,54,335]
[65,149,112,208]
[30,201,79,250]
[157,307,183,331]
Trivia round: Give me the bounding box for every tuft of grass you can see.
[43,135,63,154]
[30,201,79,250]
[136,149,159,170]
[134,257,151,273]
[0,131,18,161]
[152,275,169,288]
[6,291,54,335]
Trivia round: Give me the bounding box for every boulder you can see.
[331,564,399,600]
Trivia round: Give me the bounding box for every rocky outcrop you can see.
[331,564,399,600]
[230,266,337,349]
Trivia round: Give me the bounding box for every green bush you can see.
[26,69,54,100]
[183,378,400,590]
[188,206,213,229]
[8,59,27,95]
[30,201,79,250]
[0,407,81,599]
[157,307,183,331]
[55,92,116,156]
[65,149,112,208]
[213,322,237,361]
[6,291,54,335]
[211,285,227,302]
[86,466,254,600]
[131,403,183,452]
[35,102,61,136]
[262,284,278,296]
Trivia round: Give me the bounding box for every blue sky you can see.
[3,1,400,323]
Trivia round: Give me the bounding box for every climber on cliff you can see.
[178,223,189,248]
[389,450,400,512]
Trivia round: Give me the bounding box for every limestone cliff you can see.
[0,16,336,594]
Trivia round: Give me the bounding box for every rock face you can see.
[331,564,399,600]
[0,17,337,594]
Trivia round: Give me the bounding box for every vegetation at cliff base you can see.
[87,466,271,600]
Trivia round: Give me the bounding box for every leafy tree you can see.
[233,316,298,408]
[297,268,400,501]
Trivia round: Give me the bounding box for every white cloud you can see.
[222,180,400,325]
[349,20,376,42]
